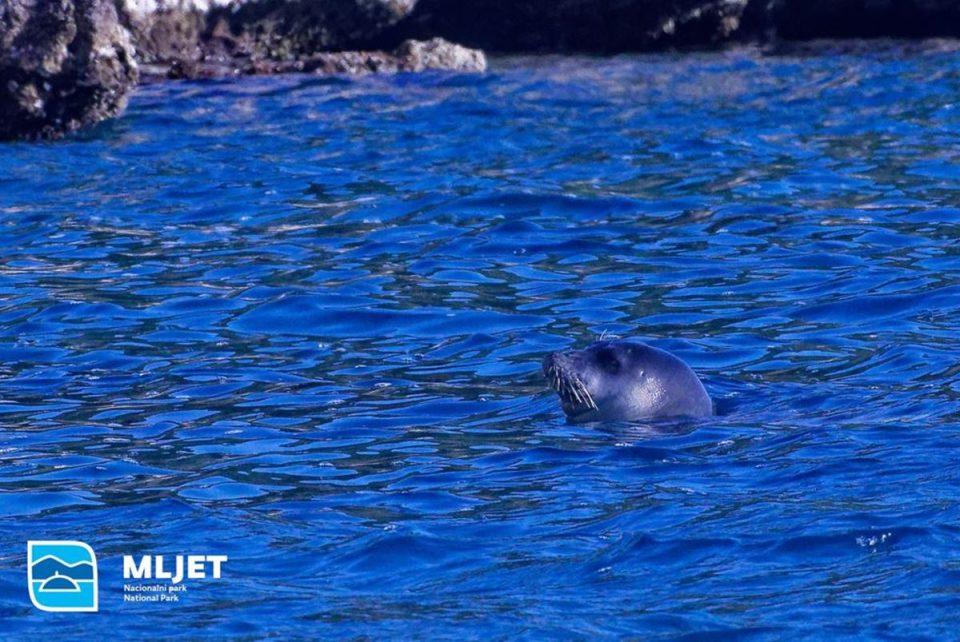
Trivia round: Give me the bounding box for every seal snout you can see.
[542,351,574,389]
[542,351,562,392]
[542,350,597,414]
[541,351,563,377]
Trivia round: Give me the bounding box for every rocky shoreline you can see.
[139,37,486,82]
[3,0,960,140]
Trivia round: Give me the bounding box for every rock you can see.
[121,0,220,65]
[771,0,960,40]
[121,0,420,67]
[186,37,485,78]
[393,37,486,72]
[381,0,960,51]
[215,0,417,59]
[381,0,754,53]
[0,0,139,140]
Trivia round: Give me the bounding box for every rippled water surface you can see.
[2,46,960,638]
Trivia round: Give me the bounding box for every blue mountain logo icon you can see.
[28,541,98,612]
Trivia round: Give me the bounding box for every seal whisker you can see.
[545,358,601,414]
[573,376,596,410]
[578,380,598,410]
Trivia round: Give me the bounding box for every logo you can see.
[27,541,98,612]
[122,554,228,604]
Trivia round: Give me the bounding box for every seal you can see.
[542,340,712,422]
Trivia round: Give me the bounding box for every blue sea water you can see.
[2,45,960,639]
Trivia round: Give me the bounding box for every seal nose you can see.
[543,351,572,377]
[542,352,559,376]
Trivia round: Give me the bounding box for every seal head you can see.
[543,340,712,422]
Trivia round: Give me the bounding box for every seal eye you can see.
[596,348,620,374]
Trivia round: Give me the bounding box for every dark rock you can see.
[380,0,754,53]
[121,0,420,66]
[213,0,417,59]
[0,0,138,140]
[376,0,960,52]
[121,1,211,65]
[771,0,960,40]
